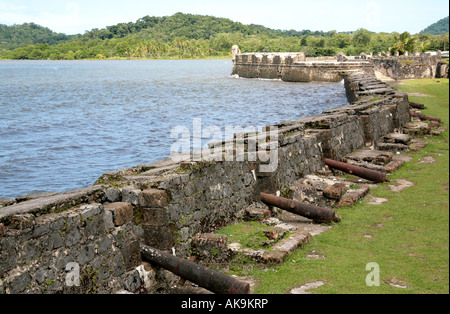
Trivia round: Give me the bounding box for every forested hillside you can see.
[420,16,449,35]
[0,23,72,50]
[0,12,448,60]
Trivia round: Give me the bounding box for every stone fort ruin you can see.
[1,47,446,294]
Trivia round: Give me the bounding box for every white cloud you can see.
[0,2,29,11]
[0,1,82,34]
[34,2,81,33]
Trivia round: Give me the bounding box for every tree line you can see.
[0,13,448,60]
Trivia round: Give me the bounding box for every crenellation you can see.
[233,46,448,81]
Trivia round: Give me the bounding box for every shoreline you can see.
[0,55,231,61]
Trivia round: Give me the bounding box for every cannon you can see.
[410,110,441,124]
[409,102,426,110]
[141,245,250,294]
[325,158,390,183]
[260,192,341,224]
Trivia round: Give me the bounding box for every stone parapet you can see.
[371,54,443,80]
[232,51,374,82]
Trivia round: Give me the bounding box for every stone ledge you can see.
[0,186,105,222]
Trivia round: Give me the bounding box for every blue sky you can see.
[0,0,448,35]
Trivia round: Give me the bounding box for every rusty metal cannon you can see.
[141,245,250,294]
[325,158,390,183]
[260,192,341,224]
[410,110,441,124]
[409,102,426,110]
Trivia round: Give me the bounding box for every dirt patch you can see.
[367,196,389,205]
[306,251,326,260]
[417,156,437,164]
[393,155,413,163]
[406,92,432,98]
[389,179,415,193]
[290,281,325,294]
[443,183,449,192]
[385,277,408,289]
[279,211,332,237]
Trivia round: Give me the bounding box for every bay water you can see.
[0,59,348,199]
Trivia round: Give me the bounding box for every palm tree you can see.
[389,32,416,55]
[416,40,431,53]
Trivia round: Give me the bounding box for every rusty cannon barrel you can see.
[141,245,250,294]
[325,158,390,183]
[410,110,441,124]
[409,101,426,110]
[260,192,341,224]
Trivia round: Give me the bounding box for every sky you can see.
[0,0,449,35]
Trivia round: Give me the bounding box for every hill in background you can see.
[0,12,448,60]
[420,16,449,35]
[0,23,72,50]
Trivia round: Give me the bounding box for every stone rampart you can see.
[371,54,443,80]
[232,52,374,82]
[233,49,448,81]
[1,64,411,294]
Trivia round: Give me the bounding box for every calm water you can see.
[0,59,348,199]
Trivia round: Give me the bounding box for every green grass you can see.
[216,221,279,251]
[230,79,449,294]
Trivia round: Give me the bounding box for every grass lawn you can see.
[226,79,449,294]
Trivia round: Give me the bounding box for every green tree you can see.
[389,32,416,54]
[352,28,372,48]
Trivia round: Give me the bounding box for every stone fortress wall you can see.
[1,47,416,294]
[370,52,449,80]
[231,45,449,82]
[231,50,375,82]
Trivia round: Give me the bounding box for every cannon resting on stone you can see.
[260,192,341,224]
[325,158,390,183]
[141,245,250,294]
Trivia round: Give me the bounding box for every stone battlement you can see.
[232,47,448,81]
[231,47,374,82]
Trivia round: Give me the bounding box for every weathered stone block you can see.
[138,189,171,208]
[383,132,411,145]
[244,205,271,221]
[141,207,169,227]
[104,202,134,226]
[192,233,228,249]
[382,160,404,173]
[262,250,287,264]
[338,187,370,207]
[122,188,141,205]
[143,225,175,250]
[80,204,102,220]
[323,183,347,200]
[120,240,141,271]
[377,143,410,152]
[105,188,122,203]
[404,121,431,135]
[271,232,311,254]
